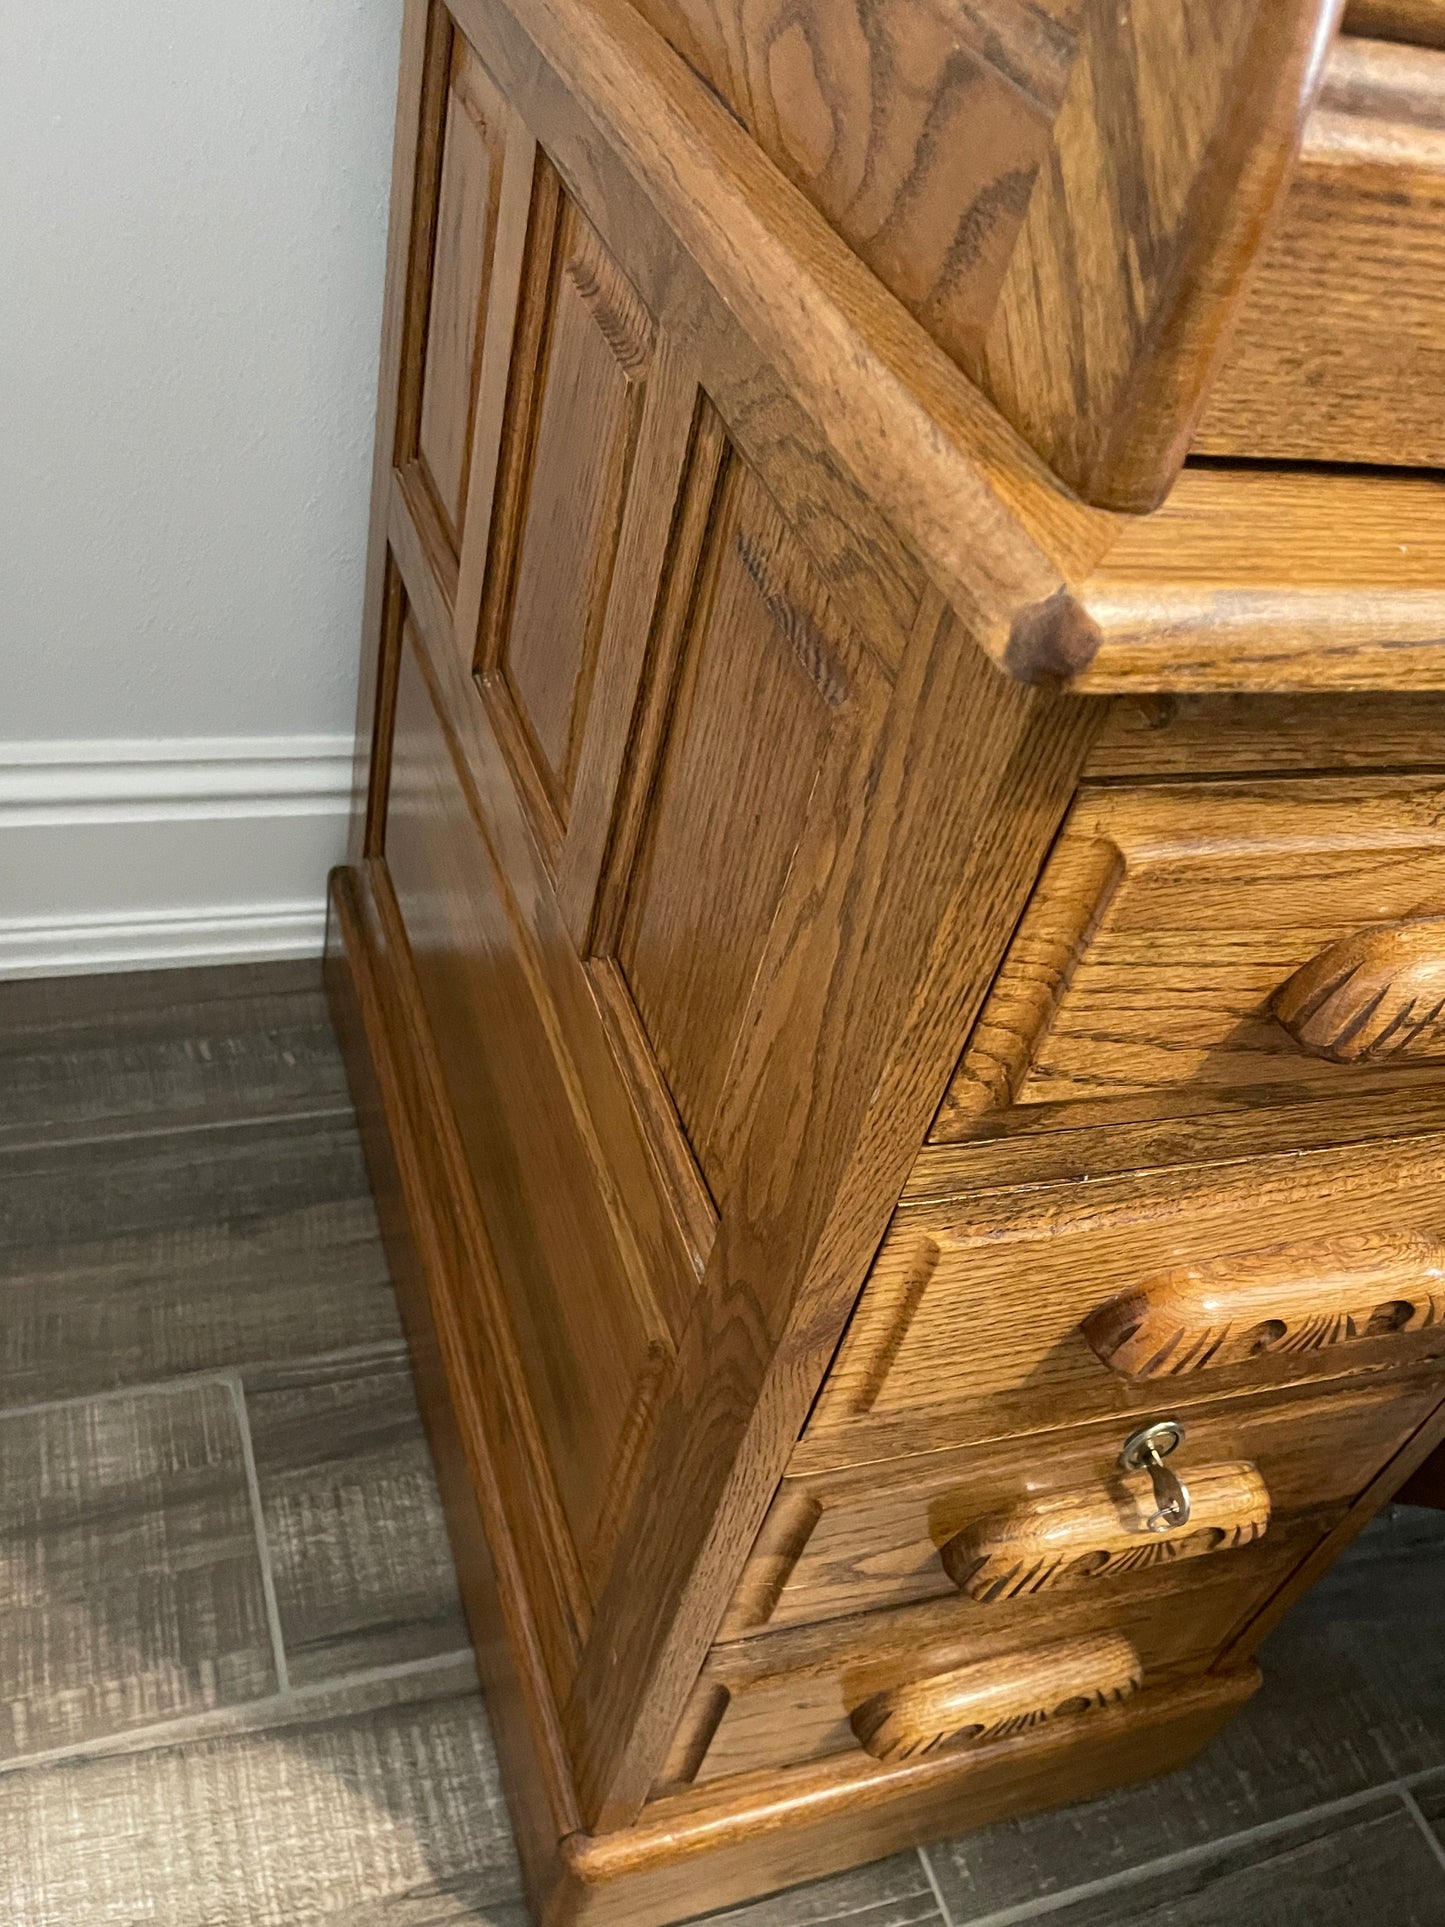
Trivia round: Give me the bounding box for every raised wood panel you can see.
[615,453,879,1204]
[1197,35,1445,468]
[385,625,674,1595]
[732,1375,1437,1633]
[803,1131,1445,1466]
[481,192,655,836]
[936,775,1445,1139]
[416,36,510,546]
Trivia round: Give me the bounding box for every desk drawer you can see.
[670,1543,1290,1788]
[737,1376,1439,1636]
[936,775,1445,1144]
[803,1132,1445,1466]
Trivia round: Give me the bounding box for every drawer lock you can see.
[1120,1419,1191,1532]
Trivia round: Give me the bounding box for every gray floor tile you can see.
[1004,1798,1445,1926]
[0,1687,526,1927]
[0,1117,403,1408]
[1397,1770,1445,1851]
[0,960,348,1150]
[685,1853,944,1926]
[926,1505,1445,1921]
[245,1355,470,1685]
[0,1380,276,1761]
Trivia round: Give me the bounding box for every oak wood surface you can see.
[624,0,1341,511]
[336,0,1445,1913]
[416,37,509,547]
[326,864,586,1913]
[1198,33,1445,469]
[735,1373,1431,1629]
[1085,691,1445,778]
[330,868,1266,1924]
[803,1132,1445,1467]
[571,1668,1259,1926]
[350,0,452,863]
[684,1576,1263,1788]
[940,1462,1271,1603]
[1064,469,1445,695]
[849,1634,1142,1764]
[1082,1230,1445,1380]
[936,774,1445,1141]
[1273,916,1445,1062]
[1346,0,1445,43]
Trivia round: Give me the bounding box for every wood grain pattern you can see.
[385,629,677,1600]
[480,193,655,839]
[976,0,1342,510]
[626,0,1340,510]
[1198,34,1445,469]
[1273,916,1445,1062]
[416,36,510,545]
[327,863,590,1888]
[351,0,452,863]
[1082,1229,1445,1380]
[940,1463,1271,1603]
[850,1635,1141,1765]
[1346,0,1445,44]
[1063,469,1445,695]
[936,774,1445,1141]
[1085,691,1445,778]
[330,876,1268,1919]
[0,1381,274,1762]
[804,1135,1445,1465]
[615,454,881,1202]
[567,1668,1257,1927]
[741,1373,1426,1628]
[448,0,1119,672]
[688,1578,1258,1787]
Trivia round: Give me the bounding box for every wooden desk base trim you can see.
[324,860,1264,1927]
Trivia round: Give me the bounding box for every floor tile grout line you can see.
[947,1782,1412,1927]
[0,1102,360,1164]
[1398,1784,1445,1878]
[0,1343,410,1426]
[917,1844,958,1927]
[224,1370,292,1697]
[0,1649,480,1779]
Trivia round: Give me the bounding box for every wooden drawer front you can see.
[1345,3,1445,49]
[670,1534,1300,1789]
[1196,33,1445,470]
[734,1377,1437,1638]
[936,776,1445,1143]
[805,1133,1445,1465]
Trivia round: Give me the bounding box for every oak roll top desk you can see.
[327,1,1445,1919]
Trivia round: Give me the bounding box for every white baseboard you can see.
[0,736,354,978]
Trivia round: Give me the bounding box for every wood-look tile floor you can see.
[5,963,1445,1925]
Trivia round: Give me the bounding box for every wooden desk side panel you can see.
[621,0,1343,511]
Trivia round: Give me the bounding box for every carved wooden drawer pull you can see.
[1273,915,1445,1062]
[940,1443,1271,1603]
[849,1633,1142,1763]
[1082,1229,1445,1379]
